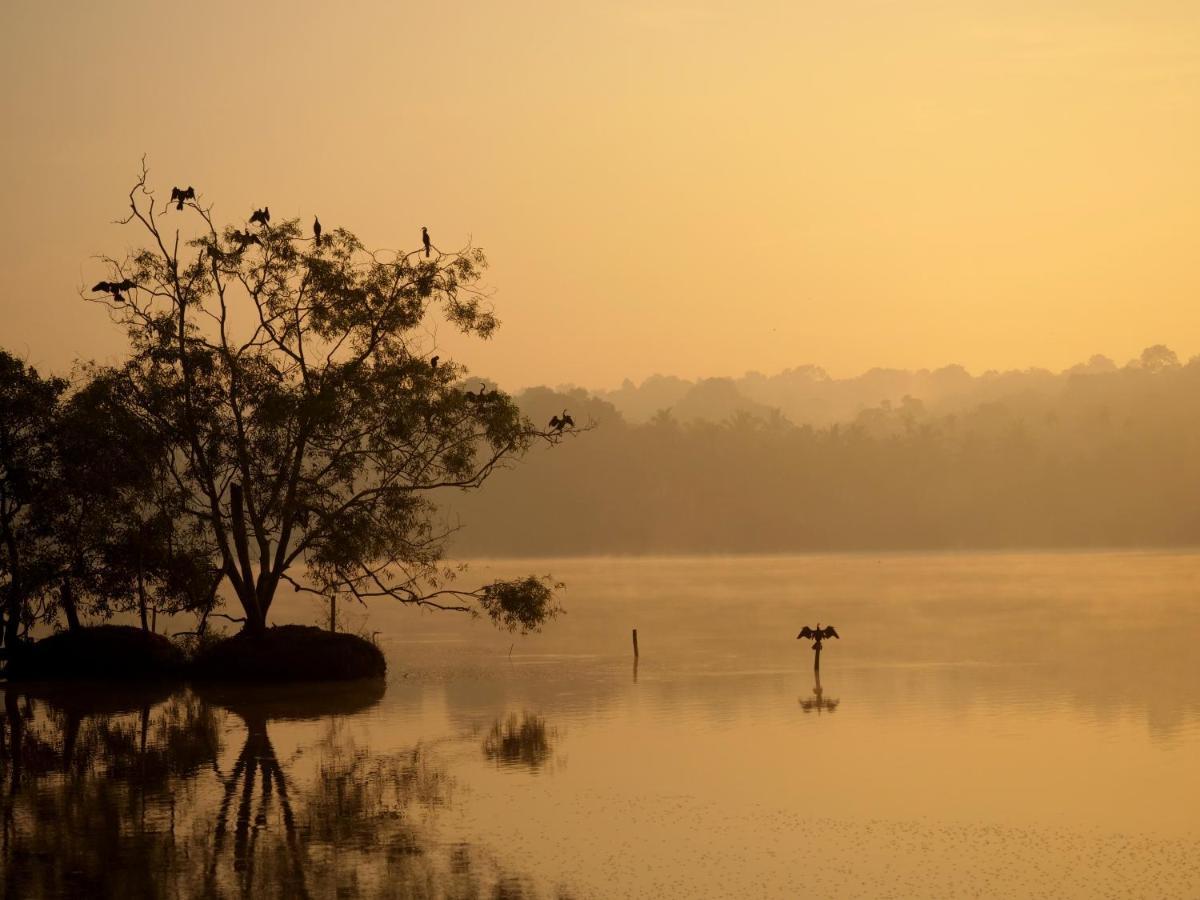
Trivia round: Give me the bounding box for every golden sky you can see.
[1,1,1198,388]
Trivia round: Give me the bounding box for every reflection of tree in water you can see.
[482,713,555,771]
[0,685,559,899]
[1,686,220,899]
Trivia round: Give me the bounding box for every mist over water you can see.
[5,552,1198,898]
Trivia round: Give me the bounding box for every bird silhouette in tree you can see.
[170,186,195,210]
[230,229,261,250]
[313,216,322,247]
[91,279,137,302]
[249,207,270,227]
[422,226,431,257]
[549,409,574,433]
[430,355,439,370]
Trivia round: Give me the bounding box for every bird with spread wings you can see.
[797,623,839,669]
[170,185,195,210]
[797,624,839,642]
[91,279,137,302]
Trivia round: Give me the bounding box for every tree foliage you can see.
[87,166,568,634]
[0,352,66,647]
[0,351,219,647]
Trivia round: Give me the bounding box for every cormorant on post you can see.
[797,623,839,671]
[170,186,195,210]
[430,355,439,370]
[422,226,431,257]
[249,207,271,227]
[313,216,322,247]
[91,279,137,302]
[797,624,839,644]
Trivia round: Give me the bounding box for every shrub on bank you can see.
[4,625,185,681]
[189,624,386,681]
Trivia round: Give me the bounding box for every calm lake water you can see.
[3,552,1199,898]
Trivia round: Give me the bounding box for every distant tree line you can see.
[447,347,1200,554]
[594,348,1170,427]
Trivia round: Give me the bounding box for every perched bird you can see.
[550,409,574,433]
[91,279,137,302]
[797,623,839,651]
[230,229,262,250]
[430,355,439,370]
[548,415,561,431]
[422,226,431,257]
[313,216,322,247]
[561,410,575,428]
[170,186,195,210]
[249,207,271,227]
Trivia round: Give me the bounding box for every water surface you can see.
[3,552,1198,898]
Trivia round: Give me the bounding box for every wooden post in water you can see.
[813,642,822,672]
[632,628,639,658]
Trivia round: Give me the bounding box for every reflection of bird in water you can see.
[91,279,137,302]
[422,226,431,257]
[170,186,195,210]
[249,207,270,227]
[799,671,839,714]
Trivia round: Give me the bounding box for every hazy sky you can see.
[2,1,1198,389]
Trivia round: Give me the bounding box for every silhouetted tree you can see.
[40,372,221,634]
[88,166,567,636]
[0,352,66,650]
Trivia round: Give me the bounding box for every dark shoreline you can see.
[3,623,386,683]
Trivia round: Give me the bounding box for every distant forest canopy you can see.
[591,346,1176,427]
[444,345,1200,555]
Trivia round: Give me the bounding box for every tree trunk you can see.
[1,532,22,649]
[137,575,148,632]
[1,599,19,650]
[61,579,81,634]
[229,482,268,635]
[240,592,267,636]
